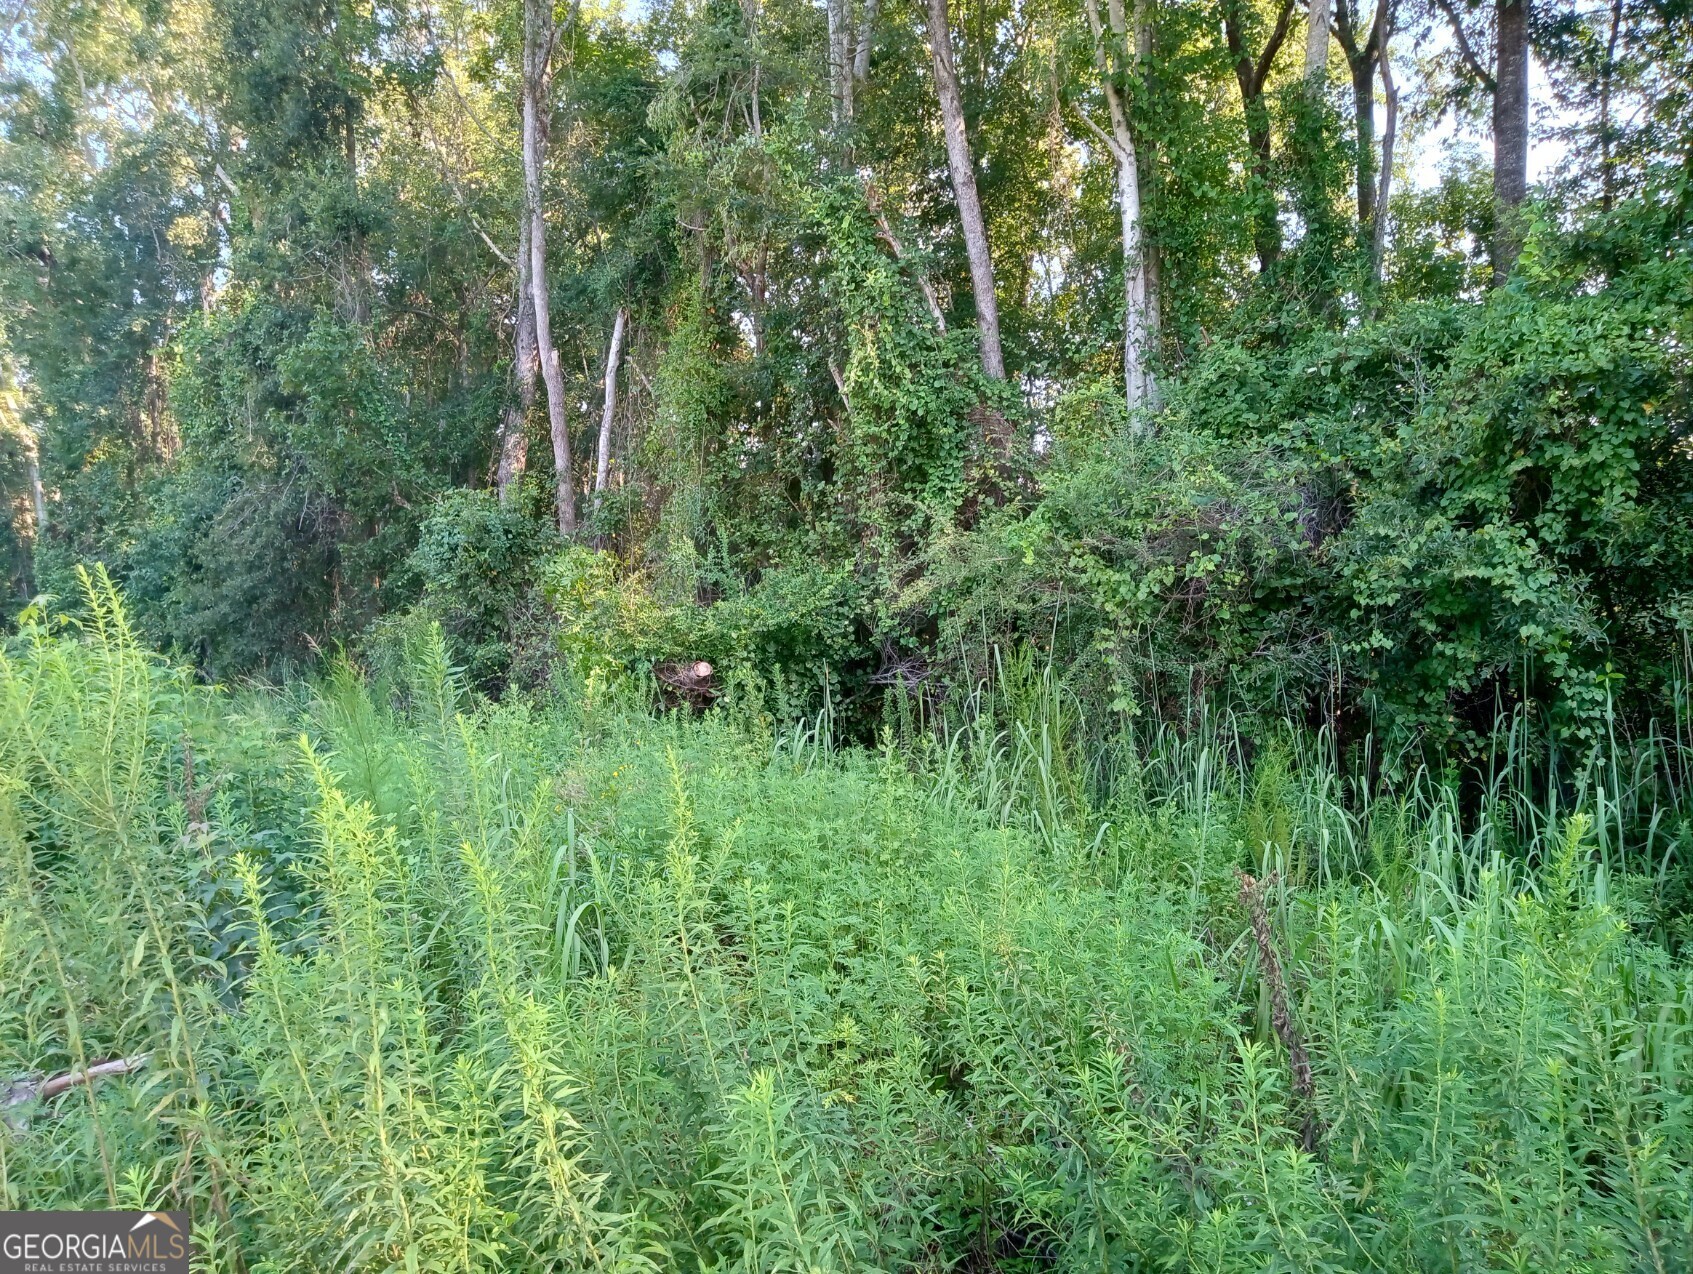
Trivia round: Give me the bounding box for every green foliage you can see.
[6,0,1690,741]
[4,580,1691,1270]
[938,195,1693,749]
[542,544,857,701]
[6,0,1693,1261]
[402,488,558,689]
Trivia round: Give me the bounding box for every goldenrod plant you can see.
[2,572,1689,1269]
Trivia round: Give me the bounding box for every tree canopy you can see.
[2,0,1690,741]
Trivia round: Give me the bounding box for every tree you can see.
[855,0,881,81]
[497,218,539,503]
[828,0,855,122]
[1222,0,1299,272]
[1493,0,1529,274]
[923,0,1006,382]
[1334,0,1393,235]
[523,0,578,534]
[1305,0,1332,81]
[593,306,628,510]
[1078,0,1158,412]
[7,0,1684,687]
[1432,0,1532,279]
[1370,18,1398,287]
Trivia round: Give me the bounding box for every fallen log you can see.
[3,1052,152,1132]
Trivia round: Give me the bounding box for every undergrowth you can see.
[2,572,1691,1271]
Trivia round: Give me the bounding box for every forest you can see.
[2,0,1693,1266]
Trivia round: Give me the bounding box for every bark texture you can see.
[496,216,537,503]
[593,306,628,509]
[1082,0,1157,413]
[853,0,879,82]
[1334,0,1389,237]
[26,444,45,535]
[827,0,853,122]
[522,0,575,534]
[1492,0,1529,280]
[924,0,1005,382]
[1370,25,1397,288]
[1304,0,1331,81]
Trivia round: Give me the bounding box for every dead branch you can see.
[1237,872,1321,1150]
[4,1053,153,1131]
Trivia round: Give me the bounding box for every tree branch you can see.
[1256,0,1299,89]
[1070,101,1127,165]
[1433,0,1495,93]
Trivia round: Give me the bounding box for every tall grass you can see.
[2,573,1690,1270]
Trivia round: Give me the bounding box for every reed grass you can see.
[2,572,1689,1270]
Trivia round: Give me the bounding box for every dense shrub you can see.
[543,544,859,702]
[401,488,559,689]
[932,200,1693,753]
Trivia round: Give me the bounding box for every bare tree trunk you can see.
[1370,26,1397,289]
[1491,0,1529,281]
[1082,0,1156,413]
[496,216,537,503]
[742,0,764,136]
[26,449,45,535]
[1304,0,1331,81]
[827,0,853,122]
[1114,154,1152,413]
[1336,0,1389,236]
[341,117,372,328]
[924,0,1005,381]
[1134,0,1161,388]
[593,306,628,510]
[523,0,575,534]
[853,0,879,82]
[20,430,46,597]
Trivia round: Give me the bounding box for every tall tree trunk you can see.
[523,0,575,535]
[23,428,45,596]
[1370,25,1397,289]
[1349,52,1376,227]
[1335,0,1388,235]
[1134,0,1161,390]
[342,116,372,328]
[593,307,628,510]
[1082,0,1156,412]
[853,0,879,82]
[1223,0,1297,273]
[1114,151,1152,413]
[924,0,1005,382]
[1491,0,1529,281]
[743,0,764,136]
[1304,0,1331,81]
[827,0,853,122]
[496,216,537,503]
[26,444,45,535]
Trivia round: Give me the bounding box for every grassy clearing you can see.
[3,576,1691,1271]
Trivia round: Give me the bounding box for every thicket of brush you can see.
[4,573,1692,1271]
